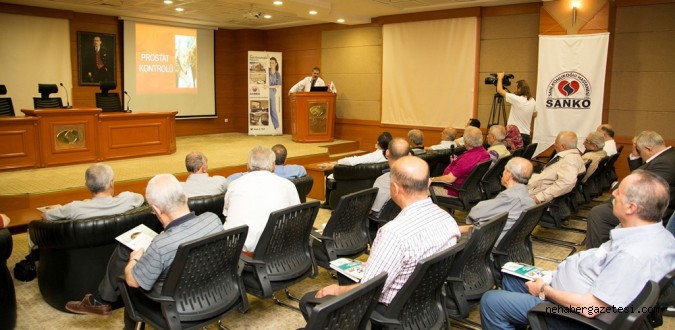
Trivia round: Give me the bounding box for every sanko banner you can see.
[248,51,283,136]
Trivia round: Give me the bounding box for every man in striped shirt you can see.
[65,174,224,329]
[300,155,461,319]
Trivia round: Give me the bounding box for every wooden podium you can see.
[289,92,336,143]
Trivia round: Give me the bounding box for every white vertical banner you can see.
[532,33,609,156]
[248,51,283,135]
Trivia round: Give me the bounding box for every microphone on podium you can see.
[59,83,72,109]
[124,91,132,113]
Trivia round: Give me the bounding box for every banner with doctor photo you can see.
[532,33,609,156]
[248,51,282,135]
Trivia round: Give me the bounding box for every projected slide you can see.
[124,20,215,117]
[136,24,197,94]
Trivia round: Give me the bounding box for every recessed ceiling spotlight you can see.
[337,18,345,23]
[163,0,173,4]
[264,14,272,19]
[175,7,184,12]
[273,1,283,5]
[309,10,317,15]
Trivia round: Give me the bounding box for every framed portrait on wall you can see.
[77,31,116,86]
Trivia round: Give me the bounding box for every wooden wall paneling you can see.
[539,7,566,35]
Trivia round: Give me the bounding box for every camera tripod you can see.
[488,91,507,126]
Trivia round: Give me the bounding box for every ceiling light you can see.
[337,18,345,23]
[273,1,283,5]
[264,14,272,19]
[309,10,317,15]
[163,0,173,4]
[175,7,184,12]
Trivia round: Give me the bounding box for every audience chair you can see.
[599,145,624,191]
[0,228,17,330]
[445,213,508,326]
[368,198,402,244]
[370,242,466,330]
[580,156,610,204]
[290,175,314,203]
[522,142,539,160]
[492,202,550,287]
[187,192,226,224]
[311,188,377,270]
[510,148,525,158]
[528,280,659,330]
[0,85,15,116]
[95,81,123,112]
[241,201,320,310]
[481,155,512,199]
[118,226,249,330]
[303,273,387,330]
[33,83,63,109]
[429,160,491,216]
[647,269,675,328]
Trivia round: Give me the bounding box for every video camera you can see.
[485,73,514,87]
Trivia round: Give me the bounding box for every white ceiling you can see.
[1,0,540,29]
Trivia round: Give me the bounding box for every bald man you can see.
[528,131,585,204]
[430,127,457,150]
[299,156,461,320]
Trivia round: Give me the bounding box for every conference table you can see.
[0,108,177,171]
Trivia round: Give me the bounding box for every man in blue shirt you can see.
[272,144,307,179]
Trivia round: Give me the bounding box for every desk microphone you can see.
[59,83,72,109]
[124,91,132,113]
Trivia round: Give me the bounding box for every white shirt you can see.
[222,170,300,252]
[181,173,228,197]
[371,172,391,212]
[337,149,387,166]
[289,76,326,93]
[430,140,455,150]
[505,93,536,135]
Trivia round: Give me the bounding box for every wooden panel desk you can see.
[0,116,41,170]
[98,111,177,160]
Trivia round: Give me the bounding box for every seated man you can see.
[371,138,410,214]
[581,131,607,183]
[480,170,675,329]
[430,127,457,150]
[486,124,510,164]
[528,131,585,205]
[223,146,300,255]
[454,118,481,147]
[271,144,307,179]
[460,157,535,245]
[407,129,426,155]
[43,163,144,220]
[586,130,675,248]
[181,151,229,197]
[597,123,618,157]
[431,126,490,197]
[299,156,461,320]
[65,173,224,330]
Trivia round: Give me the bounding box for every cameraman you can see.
[497,72,536,146]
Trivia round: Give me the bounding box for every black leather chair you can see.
[601,145,624,190]
[33,83,63,109]
[445,212,508,324]
[528,280,660,330]
[481,155,513,199]
[0,85,15,116]
[119,226,249,330]
[95,81,123,112]
[580,156,610,203]
[28,206,161,311]
[312,188,377,270]
[647,269,675,328]
[511,148,525,158]
[522,142,539,160]
[492,203,550,287]
[328,162,388,209]
[290,175,314,203]
[0,228,17,330]
[241,201,320,309]
[370,242,466,330]
[187,193,225,223]
[430,160,492,215]
[303,273,387,330]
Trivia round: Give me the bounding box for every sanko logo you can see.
[545,71,592,110]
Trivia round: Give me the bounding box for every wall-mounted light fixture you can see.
[572,1,581,26]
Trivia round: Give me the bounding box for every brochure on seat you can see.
[329,258,365,282]
[501,262,553,282]
[115,224,158,251]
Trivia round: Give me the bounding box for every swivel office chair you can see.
[0,85,15,116]
[33,84,63,109]
[95,81,123,112]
